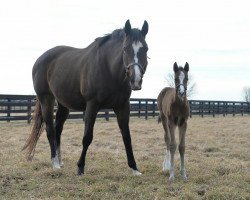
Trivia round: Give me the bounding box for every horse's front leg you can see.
[77,101,98,175]
[169,121,177,182]
[161,116,171,172]
[114,102,141,176]
[179,120,187,181]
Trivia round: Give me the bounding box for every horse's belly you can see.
[53,92,86,111]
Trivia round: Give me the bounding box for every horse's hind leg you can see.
[39,95,60,169]
[162,116,171,172]
[179,121,187,180]
[55,103,69,167]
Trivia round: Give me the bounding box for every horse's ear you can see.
[141,20,148,37]
[173,62,179,72]
[184,62,189,72]
[125,20,131,36]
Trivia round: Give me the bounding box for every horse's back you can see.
[32,46,76,88]
[157,87,175,109]
[32,46,88,109]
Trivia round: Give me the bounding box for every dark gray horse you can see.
[23,20,149,176]
[157,62,190,181]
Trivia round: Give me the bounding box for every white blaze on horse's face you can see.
[132,41,143,88]
[178,71,185,96]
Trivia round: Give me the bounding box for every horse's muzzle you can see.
[131,85,142,90]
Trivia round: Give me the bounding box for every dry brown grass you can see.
[0,116,249,199]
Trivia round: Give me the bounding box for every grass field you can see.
[0,116,249,199]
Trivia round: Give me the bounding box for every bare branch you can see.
[164,72,197,98]
[242,87,250,102]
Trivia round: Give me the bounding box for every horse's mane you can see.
[96,28,143,47]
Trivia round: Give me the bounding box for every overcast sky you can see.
[0,0,249,101]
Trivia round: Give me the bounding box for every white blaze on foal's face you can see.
[132,41,143,86]
[179,71,185,95]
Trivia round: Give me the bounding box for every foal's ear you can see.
[141,20,148,37]
[184,62,189,72]
[125,20,131,36]
[173,62,179,72]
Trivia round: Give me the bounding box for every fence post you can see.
[7,98,11,122]
[145,100,148,120]
[248,102,250,114]
[201,101,204,118]
[233,102,235,117]
[138,100,141,118]
[27,99,32,124]
[105,110,109,121]
[212,102,215,117]
[241,102,243,116]
[189,101,192,118]
[152,100,156,118]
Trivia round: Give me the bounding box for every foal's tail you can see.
[22,99,44,160]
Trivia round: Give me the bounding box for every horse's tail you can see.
[22,98,44,160]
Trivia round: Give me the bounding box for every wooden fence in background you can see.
[0,95,249,123]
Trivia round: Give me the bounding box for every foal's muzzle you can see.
[176,84,187,98]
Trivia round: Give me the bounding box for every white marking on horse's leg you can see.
[169,157,175,182]
[132,169,142,176]
[180,155,187,181]
[163,150,171,172]
[56,148,63,167]
[52,154,61,169]
[180,167,187,181]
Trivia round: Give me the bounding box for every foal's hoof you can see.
[132,169,142,176]
[77,170,84,176]
[180,170,188,181]
[169,175,175,182]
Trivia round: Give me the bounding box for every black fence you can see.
[0,95,249,123]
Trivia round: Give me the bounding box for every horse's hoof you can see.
[169,175,175,182]
[132,169,142,176]
[59,162,64,167]
[77,169,84,176]
[52,157,61,169]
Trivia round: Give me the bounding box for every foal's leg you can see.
[169,121,177,181]
[179,121,187,180]
[77,101,98,175]
[55,103,69,167]
[114,102,141,176]
[39,95,60,169]
[162,117,171,172]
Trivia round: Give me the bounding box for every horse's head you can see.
[123,20,149,90]
[173,62,189,99]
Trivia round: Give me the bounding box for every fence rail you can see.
[0,95,249,123]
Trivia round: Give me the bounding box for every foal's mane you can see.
[96,28,143,47]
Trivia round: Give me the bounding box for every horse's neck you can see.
[174,94,188,107]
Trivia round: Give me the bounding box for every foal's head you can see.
[122,20,149,90]
[173,62,189,99]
